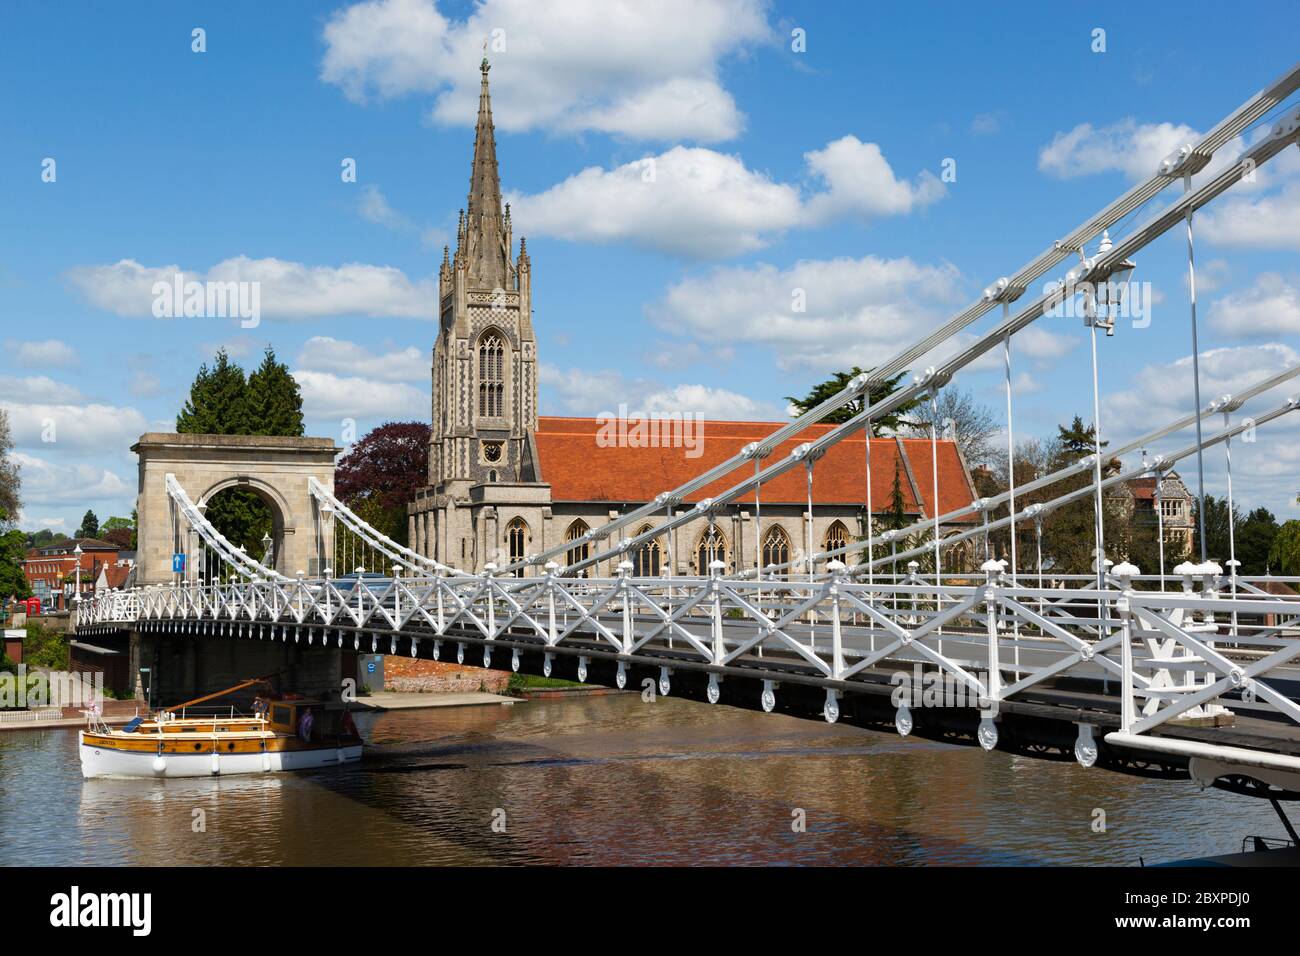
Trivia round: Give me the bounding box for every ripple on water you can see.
[0,695,1283,866]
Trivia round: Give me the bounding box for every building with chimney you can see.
[408,59,979,577]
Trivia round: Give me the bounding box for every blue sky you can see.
[2,0,1299,534]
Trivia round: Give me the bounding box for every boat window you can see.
[271,706,290,725]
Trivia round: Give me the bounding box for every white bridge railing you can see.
[76,560,1300,784]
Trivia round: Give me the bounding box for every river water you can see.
[0,694,1286,866]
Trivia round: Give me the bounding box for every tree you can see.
[1054,415,1108,464]
[903,387,1000,465]
[883,460,907,530]
[786,367,919,434]
[335,422,432,547]
[1192,495,1245,566]
[1269,521,1300,576]
[76,509,99,539]
[0,511,31,601]
[175,348,302,563]
[100,514,135,550]
[246,347,304,437]
[176,348,251,434]
[1237,507,1279,576]
[0,409,18,522]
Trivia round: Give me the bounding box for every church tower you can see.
[428,56,538,490]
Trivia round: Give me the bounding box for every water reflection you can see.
[0,695,1285,866]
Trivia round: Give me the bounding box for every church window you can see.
[762,525,791,570]
[633,526,661,577]
[478,332,505,418]
[565,520,589,576]
[506,518,528,574]
[696,527,726,574]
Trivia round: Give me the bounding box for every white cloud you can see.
[510,147,801,257]
[296,336,429,383]
[1038,118,1201,181]
[66,256,437,321]
[647,254,966,370]
[13,452,131,504]
[803,136,945,220]
[1105,344,1300,517]
[0,375,85,404]
[539,364,781,420]
[971,112,1003,136]
[1199,181,1300,251]
[1208,273,1300,336]
[511,138,943,258]
[1,400,150,454]
[293,370,427,419]
[358,184,412,230]
[320,0,770,142]
[5,339,78,369]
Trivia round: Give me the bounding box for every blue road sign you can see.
[172,553,185,574]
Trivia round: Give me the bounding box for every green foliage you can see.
[1269,521,1300,576]
[176,348,253,434]
[1055,415,1107,462]
[75,509,99,539]
[1237,507,1279,576]
[23,621,69,670]
[246,347,305,437]
[786,366,918,433]
[24,528,68,548]
[885,461,907,530]
[175,348,304,569]
[0,408,18,522]
[0,511,31,600]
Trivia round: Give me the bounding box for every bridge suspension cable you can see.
[165,474,285,581]
[558,107,1300,580]
[745,362,1300,578]
[307,477,465,577]
[497,62,1300,579]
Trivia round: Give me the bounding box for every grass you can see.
[508,673,586,694]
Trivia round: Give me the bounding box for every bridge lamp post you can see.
[73,544,83,607]
[1071,232,1136,601]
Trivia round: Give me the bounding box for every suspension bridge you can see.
[74,61,1300,803]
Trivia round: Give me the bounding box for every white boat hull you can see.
[78,731,363,779]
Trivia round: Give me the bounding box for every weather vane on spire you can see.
[481,38,489,73]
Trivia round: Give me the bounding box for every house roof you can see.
[29,537,118,556]
[533,417,977,521]
[97,565,132,589]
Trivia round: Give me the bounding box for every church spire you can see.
[462,55,509,289]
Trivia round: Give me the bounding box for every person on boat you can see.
[298,707,314,742]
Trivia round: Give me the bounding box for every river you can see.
[0,693,1285,866]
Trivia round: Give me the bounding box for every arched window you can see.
[506,517,528,575]
[696,526,726,574]
[478,332,505,418]
[633,525,661,577]
[565,519,589,577]
[761,525,791,570]
[823,520,849,566]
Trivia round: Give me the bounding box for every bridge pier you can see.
[130,629,345,710]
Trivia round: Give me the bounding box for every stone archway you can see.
[132,432,340,586]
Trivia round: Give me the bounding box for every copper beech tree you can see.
[334,422,432,548]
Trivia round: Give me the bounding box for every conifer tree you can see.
[246,347,305,437]
[176,348,251,434]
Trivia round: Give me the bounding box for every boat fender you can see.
[152,756,167,774]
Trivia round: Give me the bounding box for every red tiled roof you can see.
[534,417,976,521]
